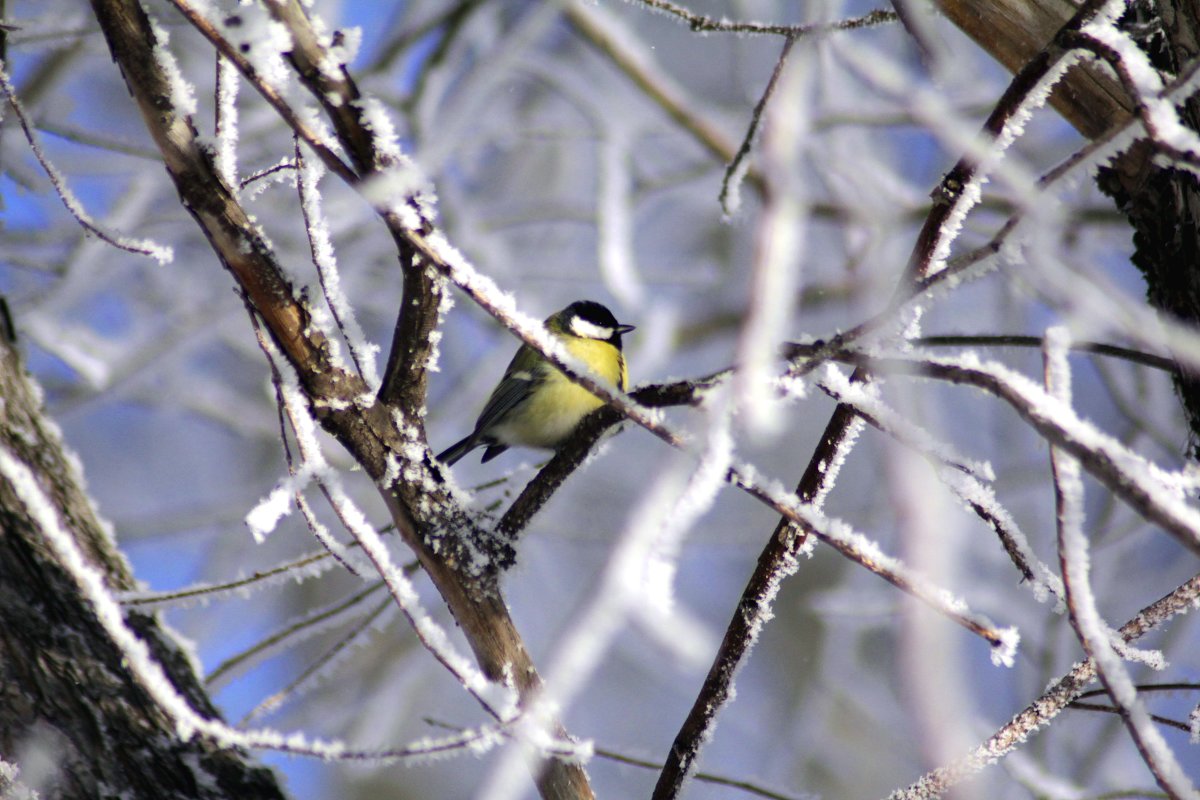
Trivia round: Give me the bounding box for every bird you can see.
[437,300,635,466]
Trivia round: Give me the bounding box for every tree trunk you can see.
[0,318,287,800]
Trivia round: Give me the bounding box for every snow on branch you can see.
[167,0,358,186]
[633,0,896,38]
[730,461,1019,663]
[295,142,382,391]
[117,547,340,610]
[250,322,504,718]
[1069,18,1200,172]
[887,570,1200,800]
[857,350,1200,557]
[0,64,173,263]
[0,443,465,765]
[1044,328,1198,799]
[818,364,1064,606]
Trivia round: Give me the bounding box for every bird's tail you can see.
[437,434,479,466]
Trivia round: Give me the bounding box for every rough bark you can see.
[1096,1,1200,459]
[0,320,287,800]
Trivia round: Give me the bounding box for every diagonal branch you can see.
[87,2,592,798]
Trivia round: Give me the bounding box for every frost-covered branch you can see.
[118,548,340,610]
[849,350,1200,558]
[898,0,1116,285]
[634,0,896,37]
[818,365,1063,605]
[0,63,173,262]
[1065,24,1200,171]
[1045,329,1197,799]
[887,570,1200,800]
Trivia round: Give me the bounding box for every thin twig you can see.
[1069,702,1192,734]
[239,594,393,725]
[0,62,172,262]
[118,548,335,608]
[636,0,896,37]
[208,583,386,686]
[719,34,795,215]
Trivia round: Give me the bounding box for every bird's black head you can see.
[559,300,636,348]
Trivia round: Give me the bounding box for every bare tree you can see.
[4,1,1200,799]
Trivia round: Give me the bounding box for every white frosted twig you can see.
[1045,328,1198,799]
[730,461,1018,660]
[117,547,338,610]
[295,141,382,391]
[818,365,993,480]
[818,364,1063,605]
[240,157,297,195]
[870,349,1200,557]
[1075,18,1200,170]
[167,0,357,186]
[249,319,366,576]
[0,64,173,263]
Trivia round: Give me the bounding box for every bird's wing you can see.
[471,364,539,435]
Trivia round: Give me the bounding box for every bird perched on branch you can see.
[438,300,635,466]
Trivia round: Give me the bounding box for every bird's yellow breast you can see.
[490,337,627,449]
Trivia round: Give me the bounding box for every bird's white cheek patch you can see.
[569,317,614,340]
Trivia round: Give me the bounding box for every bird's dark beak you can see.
[615,323,636,335]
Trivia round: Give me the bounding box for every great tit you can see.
[438,300,635,466]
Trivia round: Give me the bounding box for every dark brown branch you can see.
[719,34,795,215]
